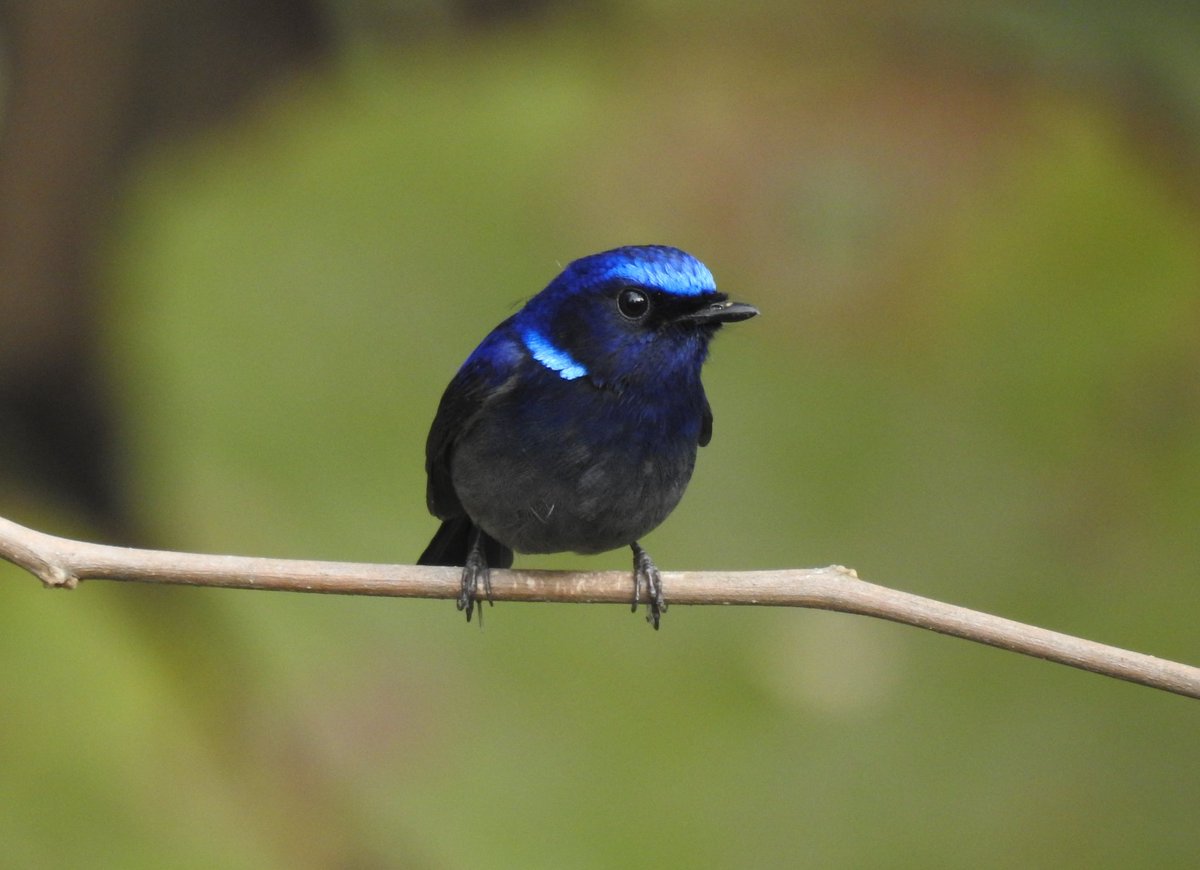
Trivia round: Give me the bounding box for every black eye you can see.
[617,288,650,320]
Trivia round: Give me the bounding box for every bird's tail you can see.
[418,517,471,565]
[418,517,514,569]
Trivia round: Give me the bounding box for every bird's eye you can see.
[617,288,650,320]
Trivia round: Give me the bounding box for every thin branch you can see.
[1,514,1197,699]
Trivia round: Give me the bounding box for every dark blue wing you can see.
[699,393,713,447]
[424,324,521,519]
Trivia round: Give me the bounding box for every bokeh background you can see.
[2,1,1199,866]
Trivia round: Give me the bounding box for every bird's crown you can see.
[557,245,716,298]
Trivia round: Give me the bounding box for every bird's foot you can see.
[458,528,494,625]
[631,542,666,630]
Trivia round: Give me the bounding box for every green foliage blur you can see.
[3,3,1200,867]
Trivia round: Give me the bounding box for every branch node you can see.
[39,563,79,590]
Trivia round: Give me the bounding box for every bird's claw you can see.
[459,531,494,625]
[631,542,666,630]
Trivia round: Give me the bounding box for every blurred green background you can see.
[2,1,1199,867]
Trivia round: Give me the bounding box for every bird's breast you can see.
[449,373,704,555]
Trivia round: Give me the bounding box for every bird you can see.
[418,245,757,628]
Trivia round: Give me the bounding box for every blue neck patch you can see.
[585,246,716,297]
[521,325,588,381]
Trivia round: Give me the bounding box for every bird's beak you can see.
[682,300,759,324]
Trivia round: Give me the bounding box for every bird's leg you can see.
[631,541,666,630]
[458,525,494,624]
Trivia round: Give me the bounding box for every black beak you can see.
[682,300,759,325]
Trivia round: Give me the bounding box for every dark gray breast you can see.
[449,371,702,555]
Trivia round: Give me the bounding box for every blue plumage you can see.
[520,325,589,380]
[418,245,757,627]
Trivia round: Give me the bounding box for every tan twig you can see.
[1,514,1196,699]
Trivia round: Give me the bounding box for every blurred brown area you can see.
[0,0,330,541]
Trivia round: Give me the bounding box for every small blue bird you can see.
[418,245,757,628]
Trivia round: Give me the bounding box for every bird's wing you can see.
[699,393,713,447]
[424,327,521,518]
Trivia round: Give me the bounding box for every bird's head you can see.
[515,246,757,390]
